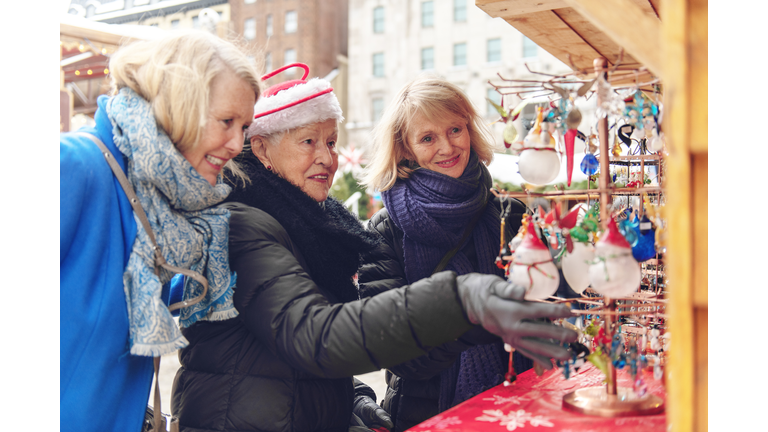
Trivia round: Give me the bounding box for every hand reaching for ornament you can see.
[456,273,578,369]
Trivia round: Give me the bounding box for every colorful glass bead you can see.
[580,153,599,175]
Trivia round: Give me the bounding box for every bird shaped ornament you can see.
[588,216,642,297]
[518,107,560,185]
[508,220,560,300]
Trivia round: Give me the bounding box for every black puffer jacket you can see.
[358,197,532,432]
[172,160,479,432]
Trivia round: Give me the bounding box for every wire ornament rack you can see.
[491,57,667,417]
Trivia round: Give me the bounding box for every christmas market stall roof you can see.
[474,1,707,431]
[475,0,663,79]
[60,14,165,115]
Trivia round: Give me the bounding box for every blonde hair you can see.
[361,76,496,192]
[108,30,262,156]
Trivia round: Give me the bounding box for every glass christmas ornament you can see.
[518,149,560,185]
[518,106,560,185]
[503,121,518,144]
[588,216,642,297]
[632,215,657,261]
[562,241,594,294]
[580,153,599,175]
[648,129,665,152]
[508,222,560,300]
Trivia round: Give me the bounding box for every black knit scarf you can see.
[224,156,380,303]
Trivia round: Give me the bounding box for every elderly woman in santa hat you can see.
[171,64,577,432]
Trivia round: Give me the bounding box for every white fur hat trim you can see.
[246,78,344,139]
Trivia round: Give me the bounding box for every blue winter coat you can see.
[60,95,153,432]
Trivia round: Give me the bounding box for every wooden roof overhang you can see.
[476,0,663,84]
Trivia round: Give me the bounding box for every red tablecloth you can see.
[406,363,666,432]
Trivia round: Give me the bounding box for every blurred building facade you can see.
[346,0,573,155]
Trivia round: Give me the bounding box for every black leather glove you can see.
[456,273,578,369]
[353,395,393,431]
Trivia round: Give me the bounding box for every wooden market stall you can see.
[59,14,165,131]
[475,1,707,431]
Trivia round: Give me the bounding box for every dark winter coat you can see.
[358,196,532,432]
[171,159,479,432]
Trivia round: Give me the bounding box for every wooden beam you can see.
[561,0,664,77]
[501,10,603,71]
[475,0,568,19]
[61,22,127,47]
[550,7,642,67]
[689,0,708,154]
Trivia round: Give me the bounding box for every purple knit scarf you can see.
[381,151,506,410]
[381,151,501,282]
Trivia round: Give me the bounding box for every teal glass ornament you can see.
[580,153,599,175]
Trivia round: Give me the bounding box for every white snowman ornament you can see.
[508,221,560,300]
[518,107,560,185]
[588,216,642,297]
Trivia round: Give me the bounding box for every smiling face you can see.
[405,111,472,178]
[180,68,256,186]
[254,118,339,202]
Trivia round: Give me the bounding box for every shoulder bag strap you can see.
[431,201,488,275]
[77,132,208,311]
[78,132,194,432]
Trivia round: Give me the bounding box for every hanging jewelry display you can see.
[488,55,668,417]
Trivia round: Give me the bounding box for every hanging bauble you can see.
[632,214,657,261]
[648,129,665,152]
[562,241,595,294]
[580,153,599,175]
[518,107,560,185]
[588,216,642,297]
[518,149,560,185]
[508,221,560,300]
[503,121,518,144]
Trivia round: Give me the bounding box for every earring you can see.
[266,165,272,171]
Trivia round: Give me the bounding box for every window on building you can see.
[284,49,296,66]
[421,47,434,70]
[372,52,384,77]
[453,43,467,66]
[284,49,297,76]
[487,38,501,62]
[522,36,538,58]
[372,98,384,123]
[171,19,180,29]
[149,23,159,27]
[265,52,272,73]
[421,1,433,28]
[266,14,273,37]
[285,10,297,33]
[244,0,256,4]
[373,6,384,33]
[244,18,256,40]
[454,0,467,22]
[192,16,199,28]
[486,88,502,117]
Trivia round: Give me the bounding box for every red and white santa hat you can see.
[598,216,632,249]
[246,63,344,139]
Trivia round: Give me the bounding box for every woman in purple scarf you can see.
[358,77,561,432]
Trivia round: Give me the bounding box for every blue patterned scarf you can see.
[381,150,506,410]
[106,88,238,357]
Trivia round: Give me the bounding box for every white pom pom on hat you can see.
[246,63,344,139]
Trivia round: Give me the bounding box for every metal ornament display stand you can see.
[559,59,664,417]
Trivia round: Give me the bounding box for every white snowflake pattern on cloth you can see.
[482,394,531,405]
[416,415,463,429]
[475,409,554,431]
